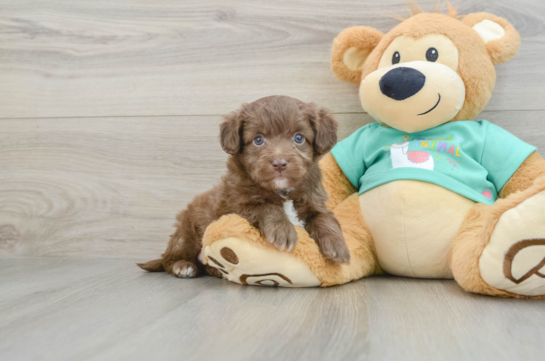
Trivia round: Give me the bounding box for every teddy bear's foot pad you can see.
[480,190,545,296]
[203,237,320,287]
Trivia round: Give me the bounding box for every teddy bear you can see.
[200,5,545,299]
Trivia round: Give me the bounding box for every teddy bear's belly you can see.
[359,180,476,278]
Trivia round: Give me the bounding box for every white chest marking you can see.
[283,200,305,227]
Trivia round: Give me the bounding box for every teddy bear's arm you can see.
[320,153,357,210]
[499,151,545,198]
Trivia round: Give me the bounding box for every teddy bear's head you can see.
[331,6,520,133]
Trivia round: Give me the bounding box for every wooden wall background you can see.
[1,0,544,259]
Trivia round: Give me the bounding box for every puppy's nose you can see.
[379,67,426,101]
[272,159,288,172]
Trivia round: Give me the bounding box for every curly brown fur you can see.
[138,95,350,278]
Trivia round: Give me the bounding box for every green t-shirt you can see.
[331,120,536,205]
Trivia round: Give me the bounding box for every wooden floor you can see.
[1,0,545,360]
[0,258,544,361]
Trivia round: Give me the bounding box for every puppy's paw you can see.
[317,234,351,264]
[263,221,298,252]
[171,260,199,278]
[307,214,350,264]
[309,223,350,264]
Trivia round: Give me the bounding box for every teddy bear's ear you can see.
[331,26,384,84]
[463,12,521,65]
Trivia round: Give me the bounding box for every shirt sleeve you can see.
[480,122,537,192]
[330,126,368,189]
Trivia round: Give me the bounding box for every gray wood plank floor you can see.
[1,259,544,361]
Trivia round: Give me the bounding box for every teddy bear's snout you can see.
[379,67,426,101]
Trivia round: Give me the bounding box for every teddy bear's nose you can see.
[379,67,426,101]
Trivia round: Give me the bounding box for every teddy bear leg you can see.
[451,178,545,299]
[201,193,379,287]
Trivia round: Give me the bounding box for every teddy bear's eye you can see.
[392,51,401,65]
[426,47,439,62]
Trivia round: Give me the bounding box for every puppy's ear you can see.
[303,103,338,156]
[220,109,244,154]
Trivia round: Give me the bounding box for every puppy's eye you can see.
[293,133,305,144]
[253,135,265,146]
[392,51,400,65]
[426,47,438,62]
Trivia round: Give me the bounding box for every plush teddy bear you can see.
[201,6,545,299]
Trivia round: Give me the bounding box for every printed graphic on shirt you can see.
[388,134,465,174]
[390,142,434,170]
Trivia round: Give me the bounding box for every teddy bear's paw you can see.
[203,237,320,287]
[479,190,545,296]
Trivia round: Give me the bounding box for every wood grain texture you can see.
[0,0,544,118]
[0,259,544,361]
[1,111,544,259]
[0,115,228,258]
[364,277,545,361]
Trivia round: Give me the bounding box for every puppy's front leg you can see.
[304,210,350,264]
[246,205,298,251]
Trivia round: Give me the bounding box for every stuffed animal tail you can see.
[137,258,165,272]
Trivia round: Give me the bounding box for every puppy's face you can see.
[220,96,338,191]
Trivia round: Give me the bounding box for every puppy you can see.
[138,95,350,278]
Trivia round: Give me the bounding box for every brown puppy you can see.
[138,95,349,278]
